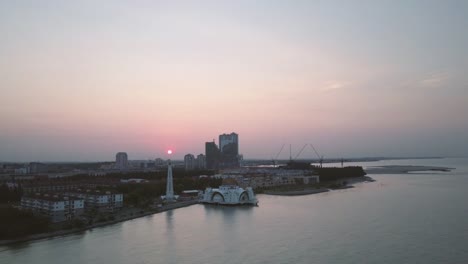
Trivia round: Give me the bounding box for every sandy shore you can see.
[0,200,199,246]
[365,165,454,174]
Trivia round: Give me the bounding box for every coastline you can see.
[0,200,199,246]
[1,176,377,246]
[264,188,329,196]
[365,165,453,174]
[263,176,375,196]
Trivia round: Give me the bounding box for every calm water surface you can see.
[1,158,467,264]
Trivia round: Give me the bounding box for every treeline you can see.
[0,184,22,203]
[105,168,216,180]
[14,169,217,188]
[61,168,216,182]
[0,207,50,240]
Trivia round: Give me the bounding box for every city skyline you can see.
[1,1,468,162]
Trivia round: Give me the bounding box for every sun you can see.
[167,150,173,155]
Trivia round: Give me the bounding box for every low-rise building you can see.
[179,190,202,200]
[21,193,85,223]
[65,190,123,212]
[215,167,320,188]
[120,178,148,183]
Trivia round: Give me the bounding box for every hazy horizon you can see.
[1,1,468,162]
[1,155,461,164]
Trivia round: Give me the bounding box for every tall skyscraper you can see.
[184,154,196,171]
[219,133,239,152]
[115,152,128,170]
[205,141,220,170]
[197,154,206,169]
[219,132,240,168]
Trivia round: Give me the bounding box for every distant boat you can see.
[201,185,258,206]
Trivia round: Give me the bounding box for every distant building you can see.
[115,152,128,170]
[21,193,85,223]
[184,154,196,171]
[205,141,220,170]
[219,133,238,152]
[136,160,155,169]
[155,158,165,167]
[14,167,28,174]
[197,154,206,169]
[28,162,48,174]
[219,132,240,168]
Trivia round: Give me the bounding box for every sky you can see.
[1,0,468,162]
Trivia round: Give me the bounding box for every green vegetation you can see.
[0,184,22,203]
[67,168,216,182]
[62,219,86,230]
[0,207,50,239]
[48,162,115,173]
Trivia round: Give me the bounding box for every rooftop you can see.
[23,193,83,202]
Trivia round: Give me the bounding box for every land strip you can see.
[0,200,198,246]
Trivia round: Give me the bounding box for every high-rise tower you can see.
[205,141,220,169]
[219,132,240,168]
[115,152,128,170]
[184,154,196,171]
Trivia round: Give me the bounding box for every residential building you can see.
[29,162,48,174]
[21,193,85,223]
[184,154,196,171]
[14,167,28,174]
[65,190,123,212]
[197,154,206,169]
[155,158,165,167]
[115,152,128,170]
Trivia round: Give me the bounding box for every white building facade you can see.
[201,185,257,205]
[21,194,85,223]
[65,190,123,212]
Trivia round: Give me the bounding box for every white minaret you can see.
[165,155,175,201]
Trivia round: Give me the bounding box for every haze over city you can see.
[1,1,468,162]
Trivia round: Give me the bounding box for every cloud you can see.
[321,81,347,91]
[419,72,449,88]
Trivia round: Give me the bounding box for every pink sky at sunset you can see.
[1,1,467,161]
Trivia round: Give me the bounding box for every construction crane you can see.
[271,144,285,167]
[309,144,324,168]
[293,144,308,160]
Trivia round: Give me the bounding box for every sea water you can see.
[1,158,467,264]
